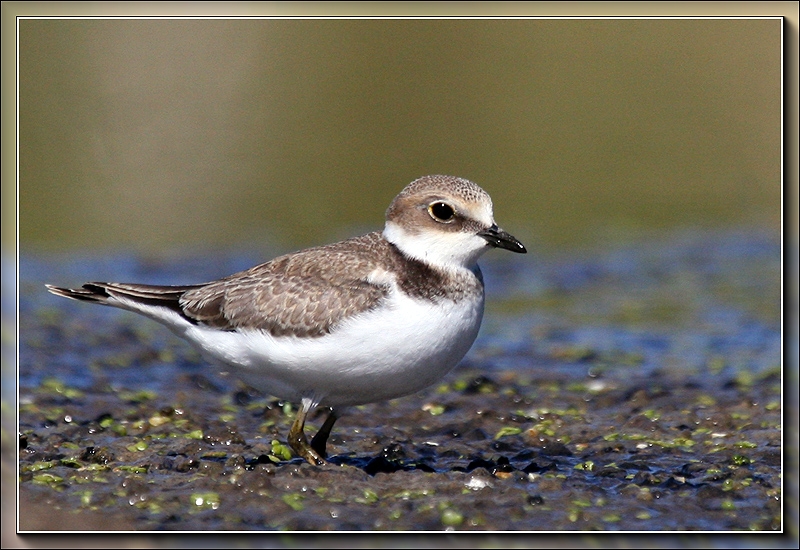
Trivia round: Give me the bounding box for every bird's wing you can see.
[180,233,392,336]
[46,233,398,338]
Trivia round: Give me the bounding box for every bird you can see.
[46,175,527,465]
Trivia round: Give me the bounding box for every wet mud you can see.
[12,229,788,534]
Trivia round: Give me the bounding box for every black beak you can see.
[478,224,527,254]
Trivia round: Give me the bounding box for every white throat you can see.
[383,221,491,272]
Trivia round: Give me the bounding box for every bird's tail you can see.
[45,282,206,320]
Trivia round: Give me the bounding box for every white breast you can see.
[182,281,485,407]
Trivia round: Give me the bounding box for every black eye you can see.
[428,202,455,222]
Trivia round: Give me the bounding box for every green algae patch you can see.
[115,465,148,474]
[59,458,83,468]
[118,389,157,403]
[281,493,305,512]
[125,440,149,453]
[270,440,293,462]
[147,414,172,427]
[32,472,64,486]
[440,507,464,527]
[191,492,221,511]
[355,488,380,504]
[422,403,446,416]
[494,426,522,440]
[39,377,84,400]
[184,429,204,440]
[23,460,57,473]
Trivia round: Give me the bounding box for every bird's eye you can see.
[428,202,455,222]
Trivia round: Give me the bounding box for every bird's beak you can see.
[478,225,527,253]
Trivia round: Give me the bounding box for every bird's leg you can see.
[288,398,327,465]
[310,408,339,459]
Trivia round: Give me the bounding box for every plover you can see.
[46,175,526,465]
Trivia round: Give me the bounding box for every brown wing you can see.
[179,232,392,337]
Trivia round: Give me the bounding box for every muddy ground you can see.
[8,228,795,543]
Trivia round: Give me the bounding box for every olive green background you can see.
[16,17,781,253]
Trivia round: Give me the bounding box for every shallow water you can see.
[13,228,788,534]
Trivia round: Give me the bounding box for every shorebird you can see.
[46,175,526,464]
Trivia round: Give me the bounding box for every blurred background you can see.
[16,17,781,256]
